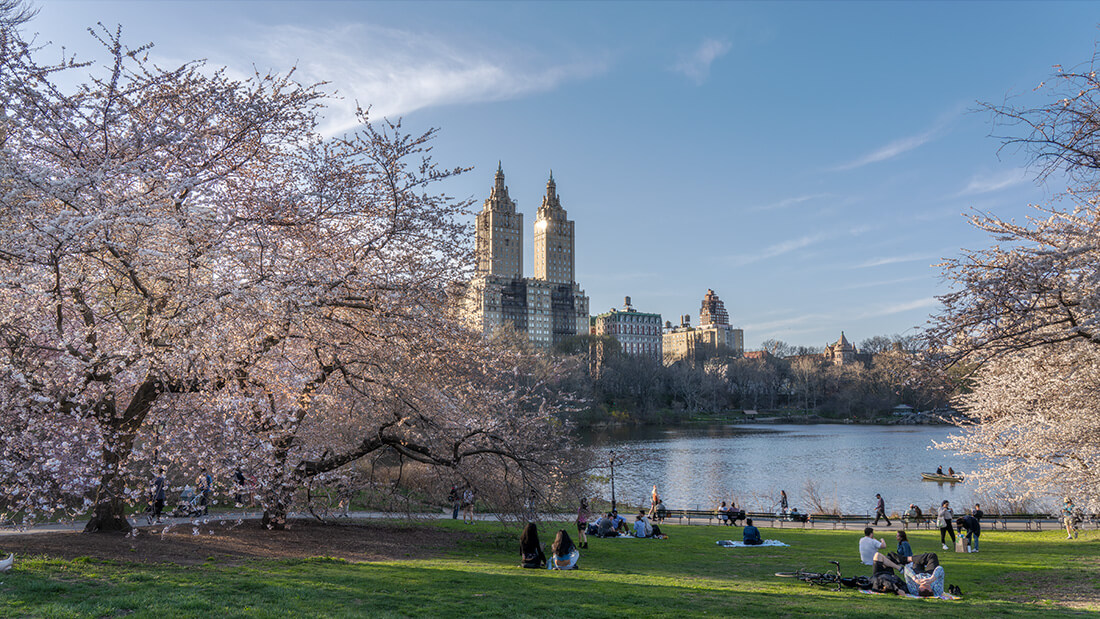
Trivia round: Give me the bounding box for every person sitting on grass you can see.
[596,513,616,538]
[903,552,945,597]
[611,510,628,534]
[633,511,654,538]
[895,530,913,560]
[859,527,886,566]
[519,522,546,569]
[548,529,580,570]
[742,518,763,545]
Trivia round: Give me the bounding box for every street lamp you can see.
[608,452,616,512]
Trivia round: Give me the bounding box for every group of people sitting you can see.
[859,527,957,597]
[585,510,665,539]
[717,501,747,526]
[520,522,580,570]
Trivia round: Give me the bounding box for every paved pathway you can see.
[0,509,1085,536]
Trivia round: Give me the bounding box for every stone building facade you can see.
[467,165,589,348]
[662,289,744,365]
[822,332,872,367]
[592,296,662,360]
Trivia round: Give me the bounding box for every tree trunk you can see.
[84,497,132,533]
[261,505,287,530]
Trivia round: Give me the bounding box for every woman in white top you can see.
[937,500,956,550]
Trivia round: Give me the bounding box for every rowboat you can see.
[921,472,964,483]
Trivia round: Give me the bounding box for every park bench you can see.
[659,508,747,526]
[901,513,933,530]
[806,513,872,529]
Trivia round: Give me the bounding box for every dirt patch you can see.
[2,519,476,566]
[1004,566,1100,611]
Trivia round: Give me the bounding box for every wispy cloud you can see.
[831,107,962,171]
[748,193,830,213]
[673,38,731,84]
[233,23,607,136]
[727,233,827,266]
[854,253,937,269]
[838,275,928,291]
[833,130,939,171]
[955,167,1031,196]
[742,314,819,332]
[856,297,939,319]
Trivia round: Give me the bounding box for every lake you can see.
[581,423,983,515]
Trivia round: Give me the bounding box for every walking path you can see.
[0,509,1083,536]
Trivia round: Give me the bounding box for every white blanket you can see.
[716,539,789,548]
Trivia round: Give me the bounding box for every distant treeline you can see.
[555,334,960,425]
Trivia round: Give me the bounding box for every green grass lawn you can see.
[1,521,1096,618]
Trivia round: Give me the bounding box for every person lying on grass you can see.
[865,552,907,594]
[519,522,546,569]
[548,530,580,570]
[903,552,945,597]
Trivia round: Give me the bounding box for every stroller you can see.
[171,485,205,518]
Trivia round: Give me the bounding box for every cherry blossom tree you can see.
[0,19,581,531]
[929,51,1100,509]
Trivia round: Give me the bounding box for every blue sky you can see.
[27,1,1100,349]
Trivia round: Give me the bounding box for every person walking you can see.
[462,485,476,524]
[649,485,660,518]
[152,468,167,522]
[1063,497,1079,539]
[873,493,891,526]
[779,490,789,516]
[937,500,956,550]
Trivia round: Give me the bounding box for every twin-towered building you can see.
[466,165,590,348]
[466,165,744,362]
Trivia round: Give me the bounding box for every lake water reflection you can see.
[581,424,982,515]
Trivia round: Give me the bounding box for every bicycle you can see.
[775,560,843,591]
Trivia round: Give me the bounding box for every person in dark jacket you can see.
[152,468,167,522]
[956,514,981,552]
[519,522,546,568]
[742,518,763,545]
[596,513,616,538]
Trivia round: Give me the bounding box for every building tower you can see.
[475,162,523,279]
[699,288,729,326]
[533,172,575,285]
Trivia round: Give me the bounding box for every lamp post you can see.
[608,452,616,512]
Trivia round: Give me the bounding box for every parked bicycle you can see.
[775,561,869,592]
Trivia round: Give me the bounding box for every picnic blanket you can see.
[716,539,789,548]
[858,589,959,600]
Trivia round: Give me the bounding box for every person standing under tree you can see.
[196,468,213,515]
[462,486,476,524]
[576,498,590,549]
[873,493,891,526]
[152,468,166,523]
[448,485,460,520]
[1063,497,1079,539]
[233,469,246,507]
